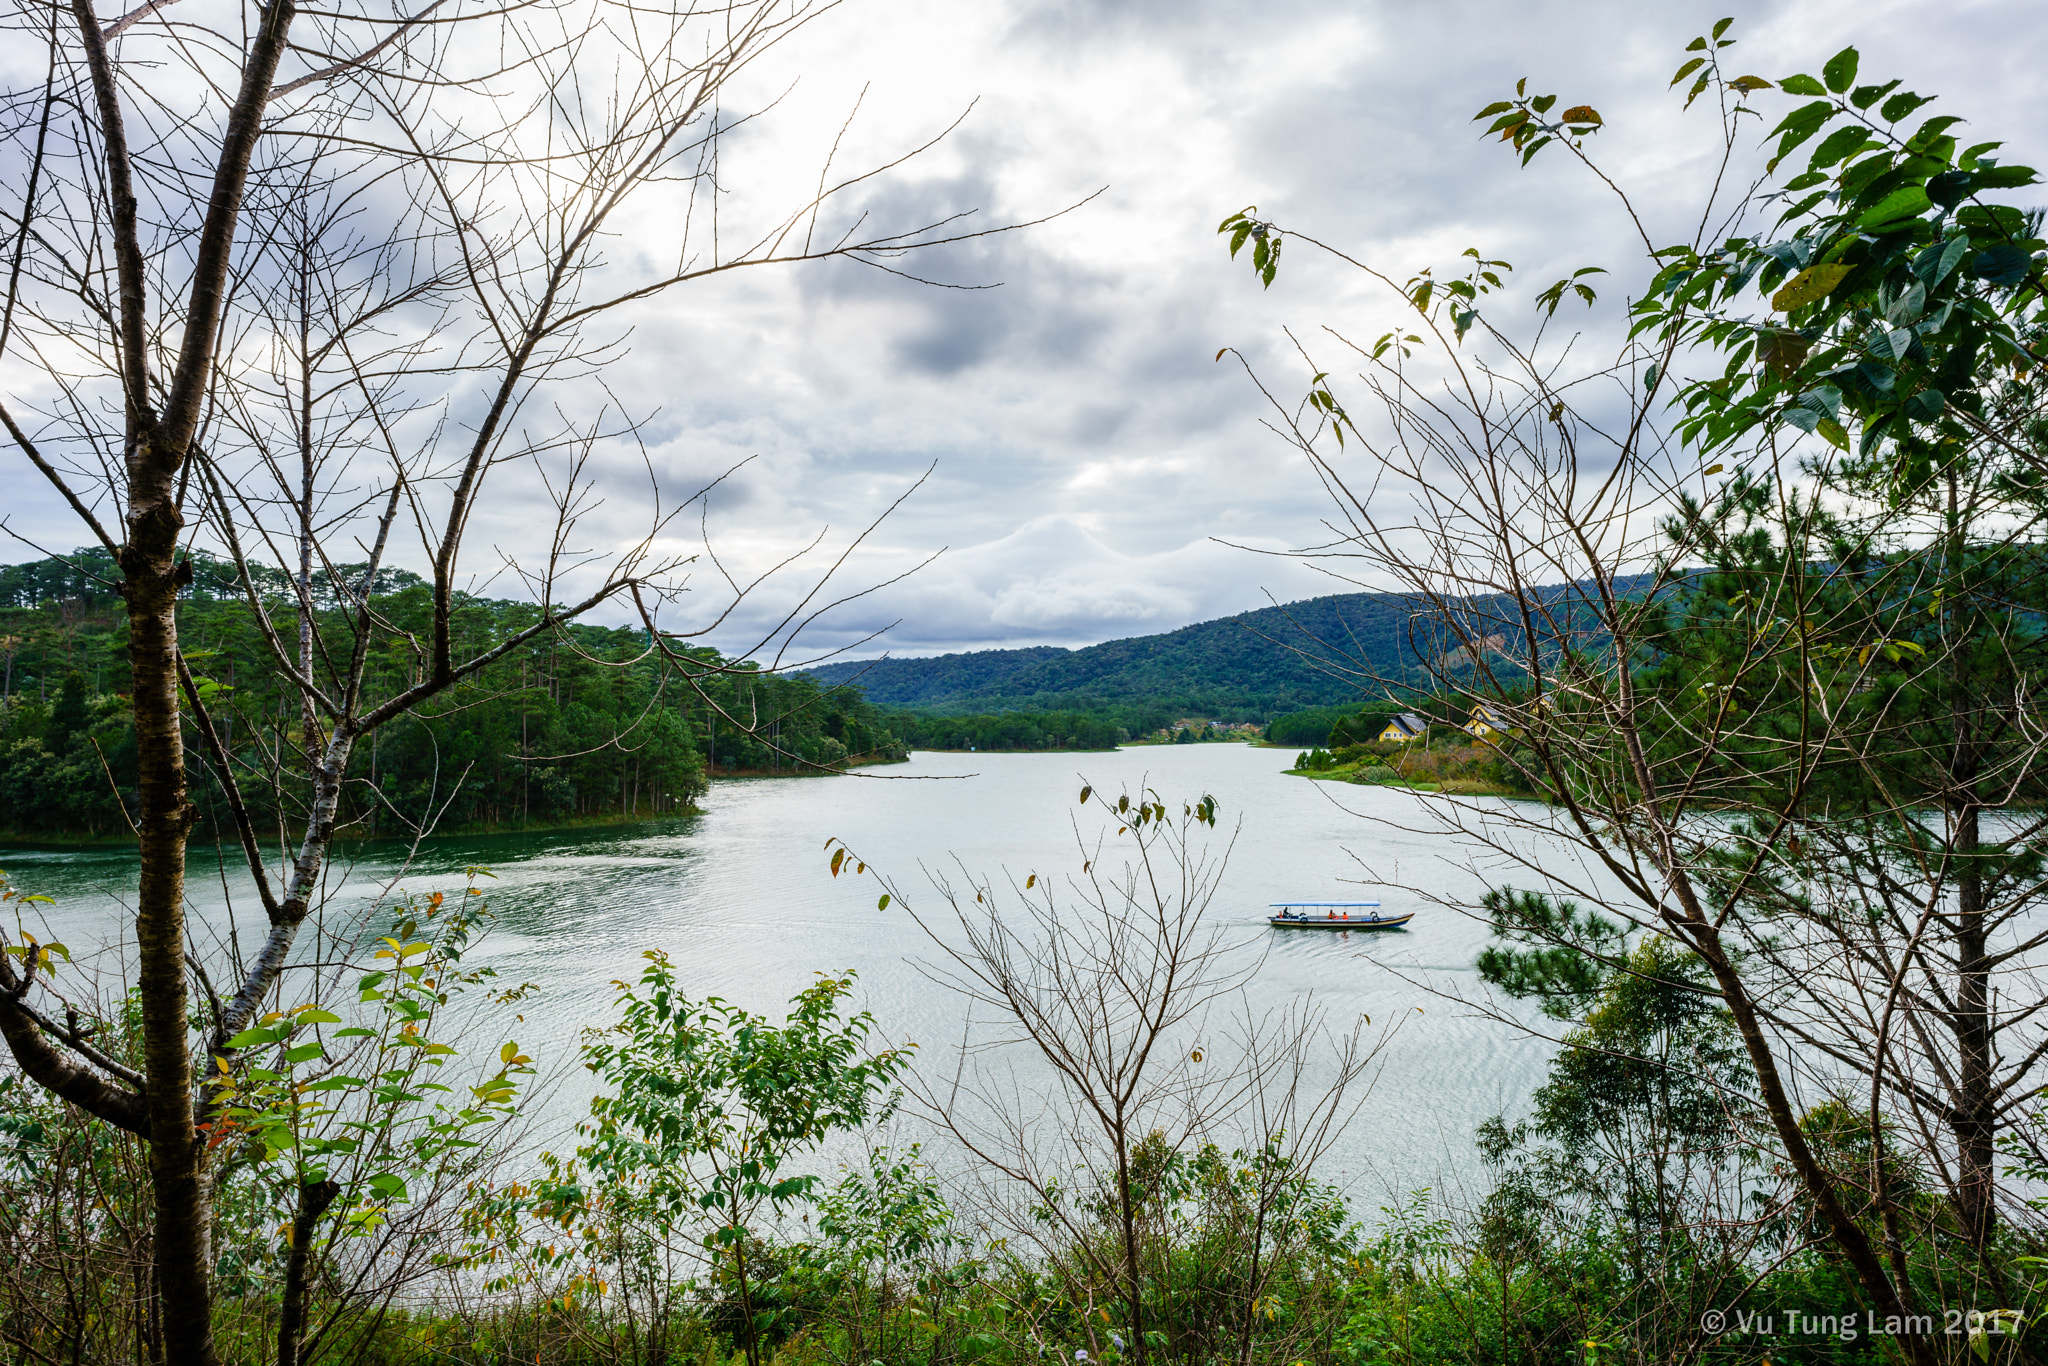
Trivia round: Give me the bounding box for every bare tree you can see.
[829,786,1383,1366]
[0,0,1062,1356]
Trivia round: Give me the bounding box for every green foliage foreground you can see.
[6,865,2042,1366]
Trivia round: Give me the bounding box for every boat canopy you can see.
[1268,900,1381,908]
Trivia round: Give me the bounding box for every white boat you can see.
[1267,900,1413,930]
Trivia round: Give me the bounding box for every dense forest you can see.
[0,545,1428,838]
[882,708,1127,751]
[805,579,1643,721]
[802,592,1427,716]
[0,550,908,839]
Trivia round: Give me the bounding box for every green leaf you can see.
[298,1008,343,1025]
[1771,264,1852,311]
[1904,388,1946,421]
[1472,100,1514,120]
[1849,79,1901,111]
[1880,91,1932,123]
[1908,115,1966,152]
[1974,163,2041,190]
[1857,185,1930,227]
[1807,124,1873,171]
[877,894,891,911]
[1768,101,1838,168]
[1779,73,1827,96]
[1872,325,1915,361]
[1970,244,2033,286]
[302,1075,370,1092]
[1670,57,1706,89]
[1926,170,1973,209]
[1821,47,1859,94]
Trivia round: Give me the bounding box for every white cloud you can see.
[7,0,2045,660]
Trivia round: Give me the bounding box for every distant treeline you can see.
[888,704,1406,753]
[883,709,1126,752]
[0,549,907,839]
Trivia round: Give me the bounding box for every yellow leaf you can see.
[1771,264,1852,311]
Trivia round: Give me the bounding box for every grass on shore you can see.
[1284,736,1532,798]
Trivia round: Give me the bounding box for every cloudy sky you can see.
[8,0,2045,661]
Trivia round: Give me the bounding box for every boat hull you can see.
[1267,912,1413,930]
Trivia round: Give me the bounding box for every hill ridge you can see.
[804,591,1430,717]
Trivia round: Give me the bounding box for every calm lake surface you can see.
[1,744,1558,1208]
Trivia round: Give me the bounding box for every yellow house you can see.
[1462,702,1515,739]
[1378,712,1430,743]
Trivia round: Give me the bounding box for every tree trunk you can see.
[124,474,219,1366]
[276,1178,340,1366]
[732,1224,760,1366]
[1683,916,1935,1366]
[1114,1123,1146,1366]
[1952,801,1995,1255]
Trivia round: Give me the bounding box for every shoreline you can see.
[0,757,925,850]
[1285,764,1532,800]
[0,805,709,852]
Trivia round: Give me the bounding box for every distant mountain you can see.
[805,593,1433,717]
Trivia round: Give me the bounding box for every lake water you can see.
[1,744,1559,1212]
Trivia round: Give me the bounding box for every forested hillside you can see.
[0,550,907,839]
[807,592,1428,717]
